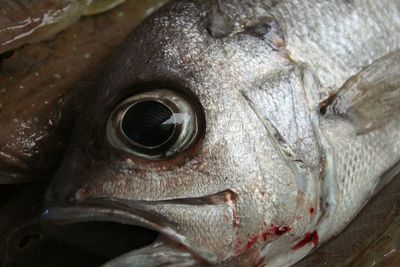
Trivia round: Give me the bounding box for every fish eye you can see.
[107,89,201,160]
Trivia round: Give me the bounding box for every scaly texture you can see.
[272,0,400,91]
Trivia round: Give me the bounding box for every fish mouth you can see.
[41,190,238,266]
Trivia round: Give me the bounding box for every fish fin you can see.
[322,50,400,134]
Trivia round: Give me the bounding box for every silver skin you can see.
[42,0,400,266]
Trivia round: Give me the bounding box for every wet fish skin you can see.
[43,1,400,266]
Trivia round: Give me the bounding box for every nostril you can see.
[74,185,92,202]
[65,185,93,204]
[65,184,93,204]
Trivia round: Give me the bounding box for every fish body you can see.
[295,173,400,267]
[42,0,400,266]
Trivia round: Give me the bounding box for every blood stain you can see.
[246,235,259,249]
[261,225,291,242]
[261,231,270,242]
[292,230,319,250]
[274,225,291,235]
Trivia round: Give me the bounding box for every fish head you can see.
[43,1,317,266]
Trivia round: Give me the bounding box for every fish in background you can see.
[41,0,400,266]
[0,0,168,184]
[0,0,127,55]
[0,182,159,267]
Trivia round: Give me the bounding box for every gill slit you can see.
[300,67,338,240]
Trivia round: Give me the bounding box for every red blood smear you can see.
[274,226,291,235]
[261,225,291,242]
[309,207,315,214]
[261,232,270,242]
[246,236,259,249]
[292,230,319,250]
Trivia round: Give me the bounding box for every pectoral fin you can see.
[323,50,400,134]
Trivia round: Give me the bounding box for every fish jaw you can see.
[41,190,239,265]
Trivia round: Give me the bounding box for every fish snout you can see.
[43,149,104,208]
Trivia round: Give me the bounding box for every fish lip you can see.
[42,201,165,232]
[41,190,238,264]
[41,202,200,263]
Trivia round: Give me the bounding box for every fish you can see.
[0,0,168,184]
[0,0,127,55]
[41,0,400,266]
[0,181,162,267]
[0,182,105,267]
[295,173,400,267]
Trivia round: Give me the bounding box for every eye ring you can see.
[107,89,201,160]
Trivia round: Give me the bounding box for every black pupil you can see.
[121,101,175,147]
